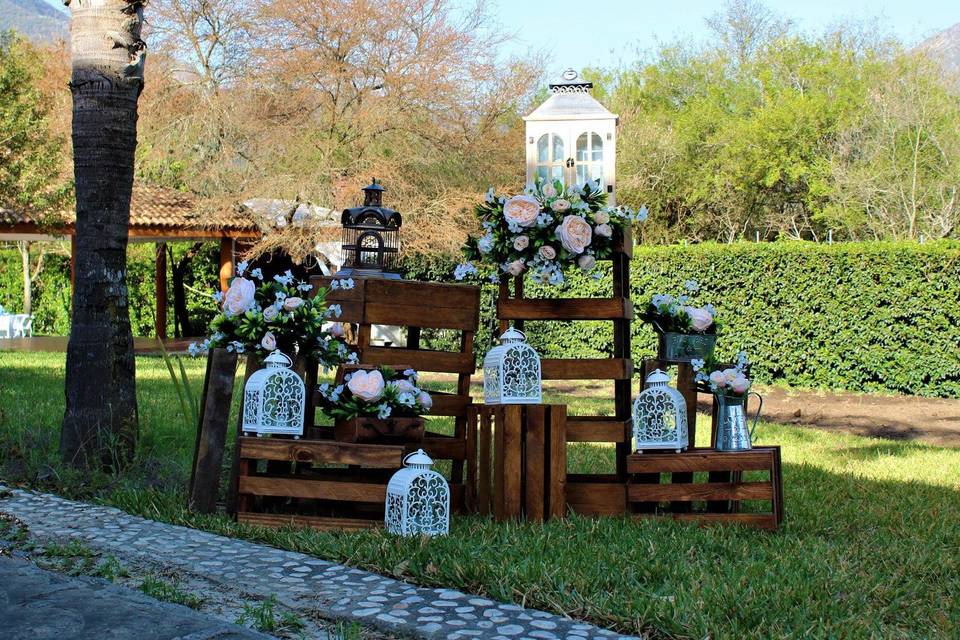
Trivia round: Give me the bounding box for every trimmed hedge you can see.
[400,241,960,398]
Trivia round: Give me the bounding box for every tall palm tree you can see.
[60,0,146,469]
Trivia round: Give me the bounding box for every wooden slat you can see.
[631,512,779,530]
[362,346,474,374]
[565,480,626,516]
[417,436,467,461]
[566,417,629,442]
[626,449,776,474]
[627,482,773,503]
[498,298,632,321]
[496,406,523,520]
[310,277,366,302]
[364,279,480,311]
[239,438,404,468]
[548,405,567,520]
[238,512,381,531]
[239,476,386,503]
[477,408,492,515]
[427,393,471,416]
[541,358,632,380]
[525,405,546,522]
[364,302,479,331]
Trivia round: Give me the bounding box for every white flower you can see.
[513,235,529,251]
[731,375,751,394]
[325,304,342,318]
[594,223,613,238]
[260,332,277,351]
[397,392,417,408]
[484,187,496,203]
[651,293,674,308]
[684,306,714,332]
[506,259,526,277]
[297,283,313,292]
[273,270,294,286]
[377,403,392,419]
[347,369,386,403]
[691,358,705,371]
[709,371,726,388]
[222,277,256,316]
[551,198,571,213]
[577,254,596,271]
[391,379,417,395]
[478,232,494,254]
[594,211,610,225]
[236,260,248,276]
[250,267,263,280]
[536,213,553,227]
[539,245,557,260]
[503,195,541,228]
[328,322,345,338]
[454,262,478,281]
[556,215,592,254]
[262,305,279,322]
[282,296,304,311]
[417,391,433,410]
[213,291,224,303]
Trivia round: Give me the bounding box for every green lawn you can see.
[1,351,958,639]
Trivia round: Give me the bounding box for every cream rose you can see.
[577,254,596,271]
[506,259,526,277]
[551,198,571,213]
[260,331,277,351]
[709,371,727,388]
[223,277,256,316]
[282,296,304,311]
[347,370,385,403]
[503,195,540,228]
[513,235,529,251]
[541,183,557,198]
[557,215,592,254]
[417,391,433,410]
[594,210,610,224]
[684,306,714,332]
[262,305,279,322]
[539,245,557,260]
[594,223,613,238]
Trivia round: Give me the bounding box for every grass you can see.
[139,575,206,610]
[235,595,305,635]
[1,351,959,638]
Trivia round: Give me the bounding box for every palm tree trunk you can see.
[60,0,146,469]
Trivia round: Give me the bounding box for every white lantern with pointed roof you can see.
[523,69,618,204]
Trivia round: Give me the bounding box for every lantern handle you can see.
[403,449,433,467]
[264,350,294,368]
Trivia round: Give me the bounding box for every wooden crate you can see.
[470,404,567,521]
[626,447,784,529]
[497,230,633,516]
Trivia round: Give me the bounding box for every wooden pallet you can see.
[470,404,567,521]
[497,231,633,516]
[626,447,784,529]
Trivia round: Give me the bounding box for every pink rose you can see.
[731,376,751,394]
[556,215,592,254]
[506,260,526,277]
[709,371,726,388]
[347,369,385,403]
[577,254,596,271]
[503,195,540,228]
[417,391,433,410]
[328,322,345,338]
[539,245,557,260]
[551,198,571,213]
[594,210,610,224]
[262,305,279,322]
[541,183,557,198]
[684,306,714,332]
[513,235,529,251]
[260,331,277,351]
[594,223,613,238]
[223,277,256,316]
[722,368,740,383]
[391,379,417,394]
[282,296,304,311]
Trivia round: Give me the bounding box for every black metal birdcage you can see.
[337,178,402,279]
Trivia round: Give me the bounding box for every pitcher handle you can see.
[747,391,763,440]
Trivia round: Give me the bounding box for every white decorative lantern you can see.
[483,328,542,405]
[632,369,688,453]
[242,351,306,438]
[385,449,450,536]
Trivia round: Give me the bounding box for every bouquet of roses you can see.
[189,264,357,370]
[643,279,717,335]
[317,366,433,421]
[455,178,647,286]
[692,351,752,396]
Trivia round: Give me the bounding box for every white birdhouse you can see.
[385,449,450,536]
[523,69,618,204]
[632,369,688,453]
[242,351,306,437]
[483,328,542,405]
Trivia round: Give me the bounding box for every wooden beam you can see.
[155,242,167,339]
[219,237,233,293]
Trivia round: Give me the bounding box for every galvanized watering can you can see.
[714,392,763,451]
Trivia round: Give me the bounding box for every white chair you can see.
[11,314,32,338]
[0,314,11,339]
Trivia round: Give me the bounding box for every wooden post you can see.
[188,347,238,513]
[155,242,167,339]
[226,353,260,515]
[219,236,233,293]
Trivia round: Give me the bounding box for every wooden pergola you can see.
[0,186,261,338]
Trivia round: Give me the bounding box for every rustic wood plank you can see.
[498,298,633,321]
[189,348,238,513]
[541,358,632,380]
[427,393,472,416]
[361,346,475,374]
[364,302,479,331]
[627,481,773,502]
[548,404,567,520]
[496,405,523,520]
[566,417,629,443]
[465,407,477,512]
[631,512,778,530]
[478,408,492,515]
[626,449,777,474]
[238,512,381,531]
[565,480,626,516]
[239,476,386,503]
[417,436,467,460]
[239,438,404,467]
[226,354,260,516]
[525,405,546,522]
[364,279,480,312]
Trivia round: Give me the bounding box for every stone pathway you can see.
[0,486,639,640]
[0,556,272,640]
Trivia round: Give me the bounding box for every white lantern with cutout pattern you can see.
[242,350,305,438]
[632,369,688,453]
[385,449,450,536]
[483,328,542,405]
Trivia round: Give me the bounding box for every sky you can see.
[488,0,960,75]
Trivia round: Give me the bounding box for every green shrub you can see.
[401,241,960,398]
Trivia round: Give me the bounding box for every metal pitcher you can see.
[714,392,763,451]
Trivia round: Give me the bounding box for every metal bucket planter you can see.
[658,332,716,363]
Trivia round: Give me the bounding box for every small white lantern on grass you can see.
[483,328,542,405]
[242,351,306,438]
[632,369,688,453]
[385,449,450,536]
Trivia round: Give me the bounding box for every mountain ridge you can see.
[0,0,67,42]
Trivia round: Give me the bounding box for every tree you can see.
[60,0,146,469]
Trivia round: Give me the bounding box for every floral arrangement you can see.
[317,366,433,421]
[455,178,647,286]
[693,351,752,396]
[643,279,717,334]
[188,263,357,369]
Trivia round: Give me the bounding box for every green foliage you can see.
[158,341,199,433]
[139,576,205,609]
[402,241,960,397]
[236,595,304,634]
